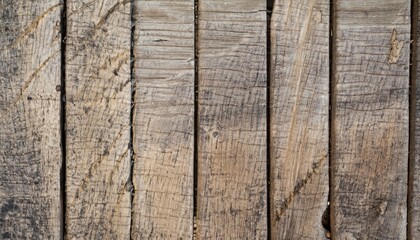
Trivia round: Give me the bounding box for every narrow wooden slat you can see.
[332,0,410,239]
[0,1,62,239]
[131,0,195,238]
[65,1,132,238]
[270,0,329,239]
[196,0,267,238]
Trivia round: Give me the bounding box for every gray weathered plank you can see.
[131,0,195,238]
[0,1,62,239]
[65,0,132,238]
[332,0,410,239]
[196,0,268,238]
[410,0,420,238]
[270,0,330,239]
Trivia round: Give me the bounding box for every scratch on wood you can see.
[275,154,327,220]
[388,29,404,64]
[2,3,62,50]
[1,50,60,115]
[95,0,130,30]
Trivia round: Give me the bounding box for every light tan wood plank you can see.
[332,0,410,239]
[270,0,330,239]
[131,0,195,238]
[0,1,62,238]
[65,0,132,238]
[196,0,268,238]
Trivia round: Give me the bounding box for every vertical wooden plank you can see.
[0,1,62,239]
[131,0,195,238]
[270,0,329,239]
[196,0,267,238]
[410,0,419,237]
[65,0,132,238]
[332,0,410,239]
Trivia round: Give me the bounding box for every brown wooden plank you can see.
[410,0,420,238]
[196,0,267,238]
[270,0,330,239]
[131,0,195,238]
[0,1,62,239]
[331,0,410,239]
[65,0,132,238]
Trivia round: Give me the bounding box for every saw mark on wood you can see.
[275,154,327,220]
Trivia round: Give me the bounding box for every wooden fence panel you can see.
[196,0,268,238]
[270,0,330,239]
[332,0,410,239]
[131,0,195,238]
[0,1,62,239]
[65,0,132,238]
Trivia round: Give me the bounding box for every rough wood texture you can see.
[332,0,410,239]
[196,0,267,238]
[0,1,62,239]
[270,0,329,239]
[65,0,132,238]
[410,0,420,237]
[131,0,195,238]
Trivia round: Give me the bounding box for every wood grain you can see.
[0,1,62,239]
[196,0,268,238]
[270,0,330,239]
[131,0,195,238]
[332,0,410,239]
[65,0,132,238]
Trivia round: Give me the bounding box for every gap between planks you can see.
[327,0,335,236]
[128,0,136,239]
[60,0,67,239]
[408,0,418,238]
[193,0,199,238]
[266,0,273,239]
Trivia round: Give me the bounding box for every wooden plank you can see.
[131,0,195,238]
[410,0,420,237]
[270,0,329,239]
[0,1,62,239]
[331,0,410,239]
[196,0,267,238]
[65,0,132,238]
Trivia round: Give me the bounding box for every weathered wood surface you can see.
[331,0,410,239]
[410,0,420,238]
[196,0,268,238]
[270,0,330,239]
[0,1,62,239]
[65,0,132,239]
[131,0,195,239]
